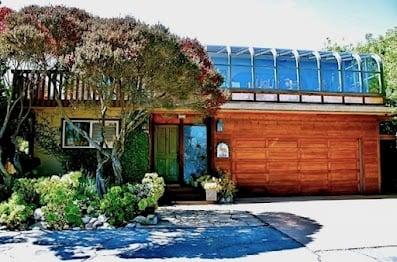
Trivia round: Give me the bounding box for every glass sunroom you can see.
[206,45,383,94]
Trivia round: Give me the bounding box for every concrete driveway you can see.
[0,196,396,261]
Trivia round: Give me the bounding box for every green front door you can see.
[154,125,179,183]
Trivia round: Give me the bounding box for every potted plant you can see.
[200,176,220,202]
[217,173,237,204]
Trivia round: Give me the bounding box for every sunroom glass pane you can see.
[231,65,252,88]
[362,72,381,93]
[254,67,275,88]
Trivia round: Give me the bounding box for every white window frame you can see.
[62,119,119,149]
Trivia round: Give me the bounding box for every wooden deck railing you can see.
[13,70,385,107]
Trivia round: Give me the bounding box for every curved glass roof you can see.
[206,45,383,94]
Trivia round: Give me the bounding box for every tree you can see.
[1,6,225,195]
[0,6,91,187]
[70,19,225,190]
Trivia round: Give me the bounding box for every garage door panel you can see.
[300,148,328,159]
[268,161,298,171]
[329,160,359,170]
[329,140,358,149]
[300,139,328,148]
[330,181,359,193]
[235,174,268,186]
[301,172,327,181]
[268,149,298,160]
[268,139,298,148]
[232,136,361,195]
[329,171,358,181]
[267,184,300,194]
[329,148,358,159]
[299,161,328,171]
[268,172,299,183]
[235,162,266,172]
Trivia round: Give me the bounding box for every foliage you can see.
[34,119,100,174]
[0,7,13,32]
[0,193,34,230]
[12,178,40,205]
[217,171,237,200]
[356,29,397,103]
[100,185,138,226]
[36,171,83,229]
[75,176,100,217]
[136,173,165,211]
[121,130,149,183]
[1,5,225,191]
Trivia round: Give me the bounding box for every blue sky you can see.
[2,0,396,50]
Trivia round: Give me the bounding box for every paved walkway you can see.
[1,196,397,261]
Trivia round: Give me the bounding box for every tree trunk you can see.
[95,151,107,198]
[0,146,12,189]
[111,152,123,185]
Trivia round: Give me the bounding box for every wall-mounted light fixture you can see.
[216,119,224,132]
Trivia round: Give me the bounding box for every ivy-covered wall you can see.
[33,108,150,181]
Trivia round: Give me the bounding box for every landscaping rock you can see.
[93,220,103,228]
[0,225,7,230]
[82,215,91,224]
[85,223,94,230]
[146,214,159,225]
[33,208,44,221]
[124,223,136,229]
[63,225,69,230]
[98,222,112,230]
[30,222,47,230]
[133,215,146,224]
[97,215,108,223]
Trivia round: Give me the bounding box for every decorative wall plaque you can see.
[216,142,230,158]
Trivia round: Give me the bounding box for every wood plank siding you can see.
[213,112,381,195]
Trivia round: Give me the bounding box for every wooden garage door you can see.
[233,138,361,195]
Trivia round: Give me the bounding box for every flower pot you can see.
[218,196,233,204]
[205,189,217,201]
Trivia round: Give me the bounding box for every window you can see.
[361,55,381,93]
[320,53,340,92]
[277,51,298,90]
[299,55,319,91]
[208,45,229,88]
[230,47,252,89]
[62,119,119,148]
[254,50,275,89]
[341,54,361,92]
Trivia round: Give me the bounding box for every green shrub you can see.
[36,172,83,229]
[136,173,165,212]
[100,185,138,226]
[0,193,34,230]
[75,176,100,217]
[121,131,149,183]
[13,178,40,205]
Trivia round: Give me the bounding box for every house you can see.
[22,45,392,196]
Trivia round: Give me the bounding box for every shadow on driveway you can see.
[0,211,322,260]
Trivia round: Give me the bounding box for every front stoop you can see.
[162,184,206,203]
